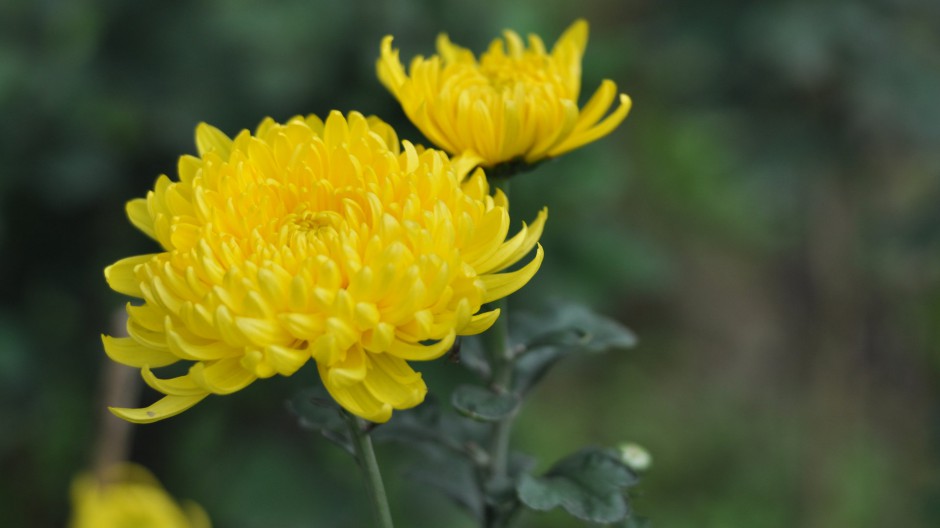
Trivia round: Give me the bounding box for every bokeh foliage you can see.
[2,0,939,526]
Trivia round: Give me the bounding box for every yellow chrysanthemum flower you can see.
[377,19,632,168]
[70,465,211,528]
[104,111,545,423]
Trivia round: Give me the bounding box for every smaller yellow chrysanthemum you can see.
[70,465,211,528]
[378,19,632,168]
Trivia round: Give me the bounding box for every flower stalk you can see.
[486,297,513,477]
[483,178,519,528]
[343,412,395,528]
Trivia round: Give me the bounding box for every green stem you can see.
[483,178,519,527]
[486,297,513,480]
[343,413,395,528]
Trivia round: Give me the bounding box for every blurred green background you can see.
[2,0,940,526]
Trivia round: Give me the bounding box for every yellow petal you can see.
[503,29,525,57]
[126,302,165,332]
[475,207,548,274]
[451,152,484,181]
[366,115,400,152]
[460,308,500,336]
[105,255,155,297]
[177,154,202,184]
[166,321,236,361]
[189,358,256,395]
[463,207,510,266]
[354,302,381,330]
[553,19,589,57]
[326,345,369,386]
[102,335,177,368]
[264,344,309,376]
[279,313,326,340]
[195,123,233,158]
[126,199,155,239]
[413,99,460,154]
[498,98,523,160]
[126,317,170,351]
[377,36,407,95]
[525,98,579,162]
[570,79,618,135]
[491,207,548,273]
[470,99,497,161]
[548,93,632,157]
[387,330,456,361]
[527,34,547,55]
[318,362,393,423]
[363,353,427,409]
[323,110,350,148]
[480,243,544,304]
[110,394,208,424]
[364,322,396,353]
[234,316,291,348]
[435,33,467,64]
[141,366,204,396]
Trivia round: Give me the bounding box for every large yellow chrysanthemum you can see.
[378,19,632,168]
[103,111,545,423]
[70,465,211,528]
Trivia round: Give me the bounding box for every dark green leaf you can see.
[451,384,519,422]
[371,397,451,455]
[517,447,638,524]
[484,474,517,508]
[372,397,491,463]
[511,302,637,394]
[371,398,492,520]
[512,346,567,394]
[511,302,637,356]
[287,386,351,455]
[453,335,492,380]
[406,458,484,520]
[509,451,538,481]
[483,451,539,510]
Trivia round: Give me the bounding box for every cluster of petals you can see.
[104,111,546,423]
[70,464,211,528]
[378,19,632,167]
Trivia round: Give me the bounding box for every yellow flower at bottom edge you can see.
[70,465,211,528]
[377,19,632,167]
[103,111,546,423]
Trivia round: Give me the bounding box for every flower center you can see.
[293,211,342,233]
[287,210,345,247]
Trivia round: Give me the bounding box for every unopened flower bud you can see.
[618,442,652,472]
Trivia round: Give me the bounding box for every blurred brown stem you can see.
[92,310,141,485]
